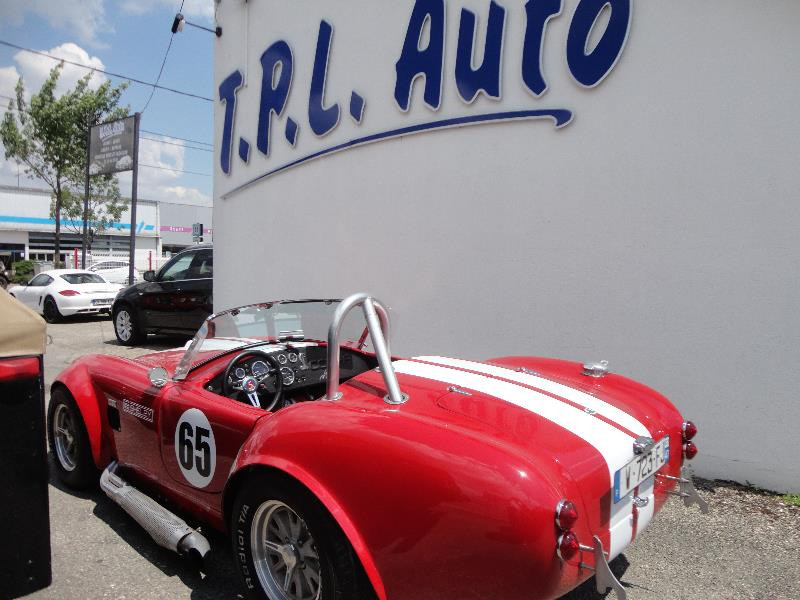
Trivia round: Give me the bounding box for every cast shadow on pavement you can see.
[47,454,244,600]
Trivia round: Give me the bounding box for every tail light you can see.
[58,290,80,296]
[555,499,579,531]
[682,420,697,441]
[556,531,580,561]
[683,441,698,459]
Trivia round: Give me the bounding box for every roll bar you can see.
[325,293,407,405]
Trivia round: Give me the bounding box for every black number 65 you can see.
[178,422,212,477]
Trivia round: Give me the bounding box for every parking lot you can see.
[30,316,800,600]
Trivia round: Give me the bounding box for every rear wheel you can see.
[43,296,61,323]
[232,477,371,600]
[47,388,98,489]
[114,305,144,345]
[0,275,8,289]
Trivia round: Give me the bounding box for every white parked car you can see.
[87,259,140,285]
[7,269,123,323]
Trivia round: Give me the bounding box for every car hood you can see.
[355,355,684,558]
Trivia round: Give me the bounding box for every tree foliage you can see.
[0,63,129,266]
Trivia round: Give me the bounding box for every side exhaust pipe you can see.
[100,461,210,564]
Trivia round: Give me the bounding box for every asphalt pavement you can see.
[22,315,800,600]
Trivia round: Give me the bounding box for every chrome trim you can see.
[633,495,649,508]
[515,366,539,375]
[447,385,472,396]
[578,536,627,600]
[660,465,709,514]
[582,359,609,377]
[325,293,406,405]
[632,436,655,455]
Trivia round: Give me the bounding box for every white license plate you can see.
[613,437,670,502]
[92,298,112,306]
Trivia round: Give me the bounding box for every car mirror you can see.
[148,367,169,388]
[143,270,156,282]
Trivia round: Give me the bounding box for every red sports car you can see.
[49,293,707,600]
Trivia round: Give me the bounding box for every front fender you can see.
[53,360,113,468]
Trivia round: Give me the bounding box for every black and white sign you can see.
[89,116,136,175]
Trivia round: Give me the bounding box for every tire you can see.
[0,275,8,290]
[47,387,98,489]
[43,296,62,323]
[113,304,144,345]
[231,477,371,600]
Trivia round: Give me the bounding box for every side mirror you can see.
[148,367,169,388]
[143,270,156,282]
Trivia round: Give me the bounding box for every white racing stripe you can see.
[394,358,641,557]
[394,360,634,477]
[416,356,650,437]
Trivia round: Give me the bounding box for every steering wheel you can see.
[222,349,284,411]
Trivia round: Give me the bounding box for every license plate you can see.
[613,437,670,502]
[92,298,112,306]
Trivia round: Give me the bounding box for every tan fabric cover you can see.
[0,288,46,357]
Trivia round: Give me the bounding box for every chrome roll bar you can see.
[325,293,407,405]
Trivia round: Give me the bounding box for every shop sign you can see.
[219,0,631,193]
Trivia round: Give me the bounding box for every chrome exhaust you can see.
[100,461,210,563]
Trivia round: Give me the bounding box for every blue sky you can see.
[0,0,215,205]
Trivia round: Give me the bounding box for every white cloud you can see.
[121,0,215,22]
[12,43,108,98]
[0,0,108,45]
[117,135,211,204]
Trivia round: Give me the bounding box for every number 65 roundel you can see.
[174,408,217,488]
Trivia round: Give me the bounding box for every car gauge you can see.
[277,354,288,365]
[234,367,246,379]
[280,367,295,386]
[251,361,269,377]
[288,352,298,363]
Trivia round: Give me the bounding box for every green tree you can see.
[0,62,128,267]
[58,171,128,238]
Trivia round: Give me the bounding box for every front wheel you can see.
[113,305,144,345]
[232,478,371,600]
[47,388,98,489]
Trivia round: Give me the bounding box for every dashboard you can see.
[207,343,375,404]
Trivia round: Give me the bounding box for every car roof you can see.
[40,269,100,275]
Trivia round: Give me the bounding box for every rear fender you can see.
[52,363,113,468]
[227,415,387,600]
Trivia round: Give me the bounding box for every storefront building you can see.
[212,1,799,491]
[0,184,212,265]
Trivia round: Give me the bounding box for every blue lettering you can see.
[521,0,562,96]
[257,41,293,156]
[308,20,340,136]
[455,1,506,103]
[394,0,445,111]
[567,0,631,87]
[218,70,243,175]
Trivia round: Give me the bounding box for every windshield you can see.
[61,273,106,284]
[173,299,370,379]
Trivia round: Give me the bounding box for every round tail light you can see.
[555,499,579,531]
[683,441,698,460]
[557,531,580,561]
[682,420,698,441]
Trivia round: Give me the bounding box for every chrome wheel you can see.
[53,403,77,472]
[115,309,132,341]
[251,500,322,600]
